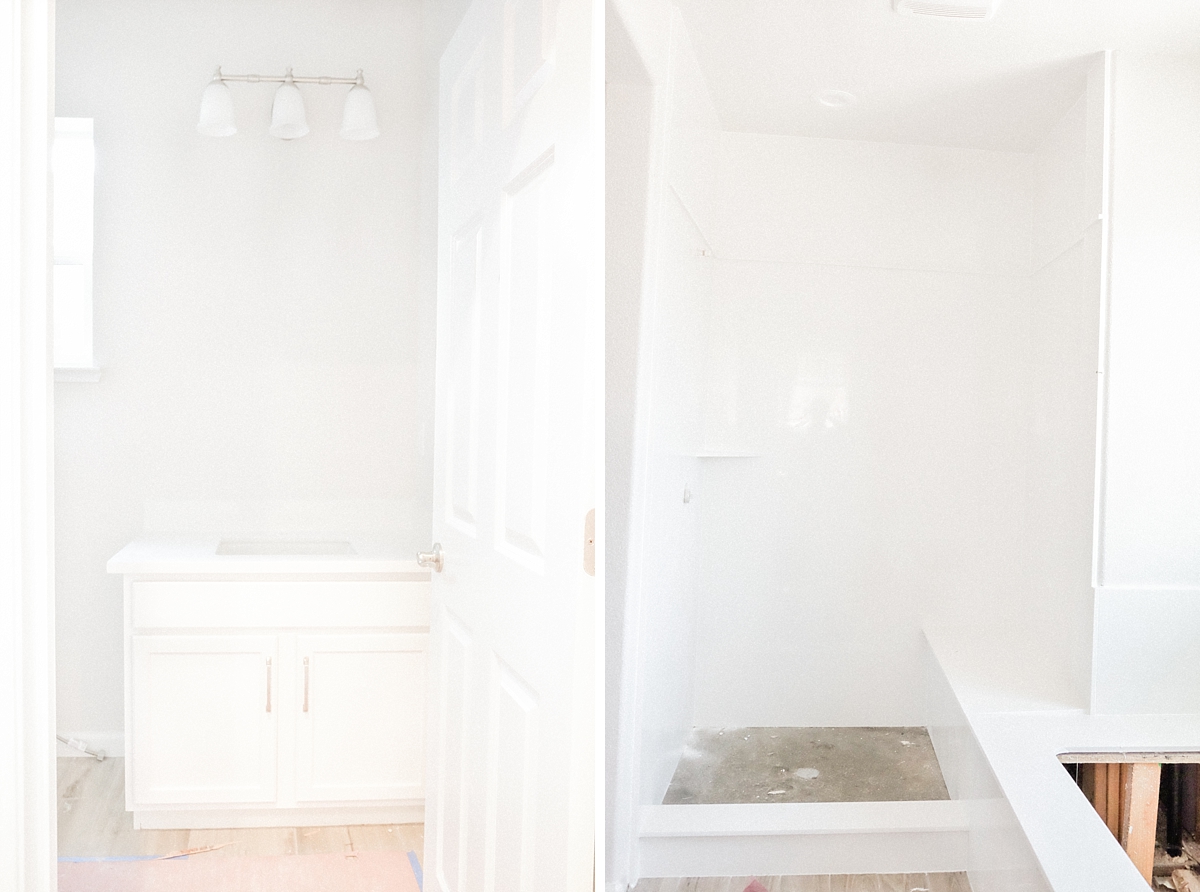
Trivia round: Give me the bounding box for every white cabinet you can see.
[295,634,427,803]
[131,635,278,806]
[112,551,431,830]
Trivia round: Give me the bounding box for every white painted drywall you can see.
[1091,52,1200,714]
[1097,52,1200,589]
[1021,59,1106,710]
[624,6,715,806]
[605,36,655,892]
[607,5,717,886]
[54,0,429,743]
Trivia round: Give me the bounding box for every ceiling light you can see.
[814,89,857,109]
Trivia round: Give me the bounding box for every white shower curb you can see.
[637,800,970,878]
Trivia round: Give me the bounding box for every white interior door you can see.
[425,0,599,890]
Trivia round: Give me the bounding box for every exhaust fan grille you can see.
[894,0,999,19]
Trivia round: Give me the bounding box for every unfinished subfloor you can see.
[663,727,950,804]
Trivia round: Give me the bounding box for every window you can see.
[52,117,96,375]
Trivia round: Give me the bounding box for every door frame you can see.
[0,0,57,890]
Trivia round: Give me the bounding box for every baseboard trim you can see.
[56,731,125,759]
[134,803,424,829]
[638,800,969,877]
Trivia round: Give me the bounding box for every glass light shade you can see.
[339,84,379,140]
[269,82,309,139]
[197,80,236,137]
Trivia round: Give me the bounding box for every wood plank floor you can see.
[57,757,423,862]
[631,873,971,892]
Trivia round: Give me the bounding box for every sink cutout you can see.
[216,540,356,556]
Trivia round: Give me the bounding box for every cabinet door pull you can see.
[303,656,310,713]
[265,657,272,713]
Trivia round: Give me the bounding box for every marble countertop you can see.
[107,536,428,576]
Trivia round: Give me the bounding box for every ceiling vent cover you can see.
[894,0,999,19]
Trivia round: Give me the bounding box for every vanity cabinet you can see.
[109,540,431,830]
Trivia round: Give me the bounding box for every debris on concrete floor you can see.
[664,726,949,805]
[1155,832,1200,891]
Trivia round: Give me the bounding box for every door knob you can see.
[417,542,444,572]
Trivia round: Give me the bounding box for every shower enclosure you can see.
[607,2,1104,887]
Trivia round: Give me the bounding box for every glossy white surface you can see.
[689,67,1103,727]
[925,628,1200,892]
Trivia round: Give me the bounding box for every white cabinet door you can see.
[131,634,278,806]
[294,633,427,803]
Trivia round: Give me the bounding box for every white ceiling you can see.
[675,0,1200,151]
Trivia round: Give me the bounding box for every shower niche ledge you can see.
[108,537,431,829]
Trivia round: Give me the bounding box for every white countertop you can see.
[925,626,1195,892]
[107,536,428,576]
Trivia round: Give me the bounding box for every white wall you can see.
[54,0,430,744]
[1023,60,1106,709]
[624,7,715,805]
[608,4,718,886]
[605,12,654,884]
[1092,51,1200,713]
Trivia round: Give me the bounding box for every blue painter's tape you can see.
[406,850,423,891]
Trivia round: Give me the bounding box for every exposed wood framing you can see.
[1119,762,1160,883]
[1075,759,1168,887]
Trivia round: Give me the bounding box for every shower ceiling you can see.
[675,0,1200,151]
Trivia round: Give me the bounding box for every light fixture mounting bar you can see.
[213,67,365,86]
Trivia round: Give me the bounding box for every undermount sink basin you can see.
[215,540,357,556]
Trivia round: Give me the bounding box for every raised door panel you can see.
[295,633,427,803]
[131,634,277,806]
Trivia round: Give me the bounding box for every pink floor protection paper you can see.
[58,850,422,892]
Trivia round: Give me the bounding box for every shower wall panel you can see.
[694,258,1032,727]
[688,70,1105,726]
[690,132,1042,727]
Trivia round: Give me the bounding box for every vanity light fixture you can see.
[197,67,380,140]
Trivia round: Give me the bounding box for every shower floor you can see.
[663,727,950,804]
